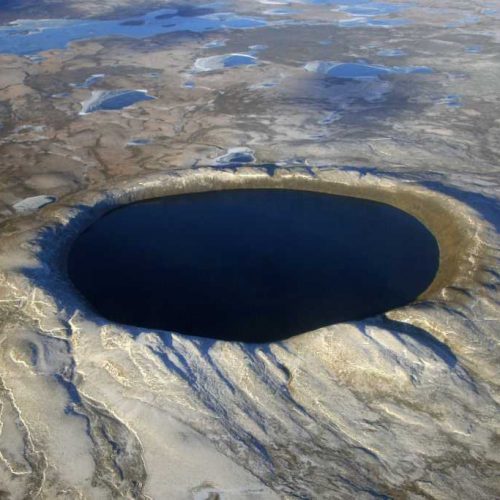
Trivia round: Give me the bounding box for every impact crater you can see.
[67,188,440,342]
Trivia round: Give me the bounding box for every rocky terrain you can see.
[0,0,499,498]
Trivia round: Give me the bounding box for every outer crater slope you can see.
[0,166,497,498]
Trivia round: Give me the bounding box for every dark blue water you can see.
[67,189,439,342]
[94,91,154,112]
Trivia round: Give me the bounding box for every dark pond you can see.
[67,189,439,342]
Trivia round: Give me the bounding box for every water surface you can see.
[68,189,439,342]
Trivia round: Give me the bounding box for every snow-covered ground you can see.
[0,0,499,497]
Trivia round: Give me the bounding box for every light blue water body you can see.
[304,61,432,79]
[80,90,156,114]
[70,74,105,89]
[338,17,409,27]
[193,53,257,72]
[336,2,406,16]
[223,54,257,68]
[215,149,256,165]
[0,9,269,55]
[296,0,372,4]
[377,48,406,57]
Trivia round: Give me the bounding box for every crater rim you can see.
[21,166,481,342]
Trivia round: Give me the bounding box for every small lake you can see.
[67,189,439,342]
